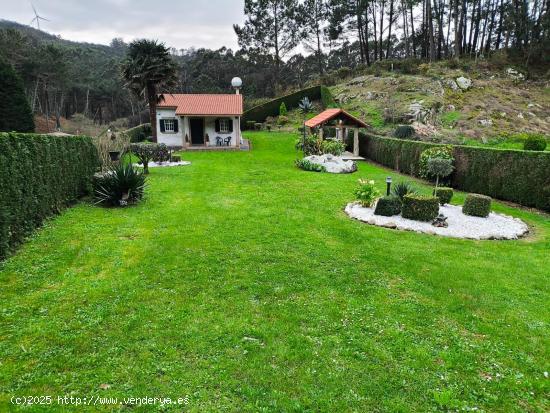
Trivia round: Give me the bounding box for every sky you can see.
[0,0,245,50]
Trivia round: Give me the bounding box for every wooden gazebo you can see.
[305,109,368,157]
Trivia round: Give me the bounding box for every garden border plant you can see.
[359,134,550,211]
[0,132,100,260]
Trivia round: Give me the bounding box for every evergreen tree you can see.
[0,59,34,132]
[234,0,304,89]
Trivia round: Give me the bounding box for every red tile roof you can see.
[157,94,243,116]
[305,108,368,128]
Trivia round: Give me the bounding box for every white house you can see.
[155,93,243,149]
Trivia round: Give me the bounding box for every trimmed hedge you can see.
[463,194,492,217]
[124,123,152,143]
[359,134,550,212]
[435,187,454,205]
[402,194,440,222]
[0,132,100,260]
[321,85,337,108]
[374,196,402,216]
[243,85,333,125]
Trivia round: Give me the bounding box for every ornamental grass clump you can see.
[393,125,416,140]
[93,163,146,207]
[392,181,419,203]
[463,194,492,217]
[402,194,440,222]
[354,179,381,207]
[523,134,547,151]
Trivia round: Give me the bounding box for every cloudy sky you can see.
[0,0,245,50]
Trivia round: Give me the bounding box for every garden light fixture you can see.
[386,176,393,196]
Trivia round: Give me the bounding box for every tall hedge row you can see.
[243,85,326,125]
[0,133,100,260]
[359,134,550,212]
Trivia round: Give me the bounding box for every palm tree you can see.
[121,40,177,143]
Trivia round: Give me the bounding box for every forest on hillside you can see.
[0,0,547,129]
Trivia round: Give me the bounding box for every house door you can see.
[190,118,204,145]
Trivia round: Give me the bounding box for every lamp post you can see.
[386,176,393,196]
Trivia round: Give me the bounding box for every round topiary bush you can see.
[463,194,492,217]
[523,134,547,151]
[402,194,440,222]
[393,125,416,140]
[374,196,402,216]
[435,187,454,205]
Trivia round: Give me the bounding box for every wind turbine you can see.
[29,3,49,30]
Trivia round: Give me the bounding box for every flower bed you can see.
[345,203,528,240]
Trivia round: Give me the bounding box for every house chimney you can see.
[231,77,243,95]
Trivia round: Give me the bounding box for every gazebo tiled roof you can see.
[305,109,368,128]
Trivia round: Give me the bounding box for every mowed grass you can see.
[0,132,549,412]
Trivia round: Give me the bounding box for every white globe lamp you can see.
[231,77,243,94]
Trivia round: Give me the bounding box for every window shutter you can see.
[228,118,233,132]
[160,119,166,133]
[173,119,179,133]
[215,118,220,133]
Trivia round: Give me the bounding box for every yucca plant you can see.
[392,181,419,203]
[93,163,146,207]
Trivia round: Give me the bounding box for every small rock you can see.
[99,384,111,390]
[456,76,472,90]
[500,112,507,118]
[479,119,493,126]
[506,67,525,81]
[517,112,524,119]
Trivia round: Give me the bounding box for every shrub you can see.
[0,60,35,132]
[374,196,402,216]
[402,194,440,221]
[392,181,419,203]
[0,132,99,260]
[296,134,323,156]
[463,194,492,217]
[420,146,454,179]
[354,179,381,207]
[435,187,454,204]
[523,134,547,151]
[359,134,550,211]
[321,139,346,156]
[130,143,168,174]
[93,163,146,207]
[171,155,181,162]
[295,159,326,172]
[279,102,288,116]
[321,85,337,108]
[427,157,454,192]
[277,115,289,125]
[393,125,416,140]
[124,123,152,143]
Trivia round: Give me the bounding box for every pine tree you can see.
[0,59,34,133]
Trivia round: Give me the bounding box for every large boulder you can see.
[304,154,357,174]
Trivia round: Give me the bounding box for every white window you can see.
[219,118,230,133]
[164,119,175,132]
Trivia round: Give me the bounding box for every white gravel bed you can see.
[345,202,529,240]
[134,161,191,168]
[305,154,357,173]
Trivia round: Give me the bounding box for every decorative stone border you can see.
[345,202,529,240]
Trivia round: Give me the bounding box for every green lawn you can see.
[1,132,549,412]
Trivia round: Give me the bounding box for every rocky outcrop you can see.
[304,154,357,174]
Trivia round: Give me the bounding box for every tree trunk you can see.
[402,0,411,57]
[495,0,504,49]
[386,0,395,58]
[410,2,417,57]
[147,82,158,143]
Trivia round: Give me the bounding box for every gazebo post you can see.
[353,128,359,157]
[318,126,324,140]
